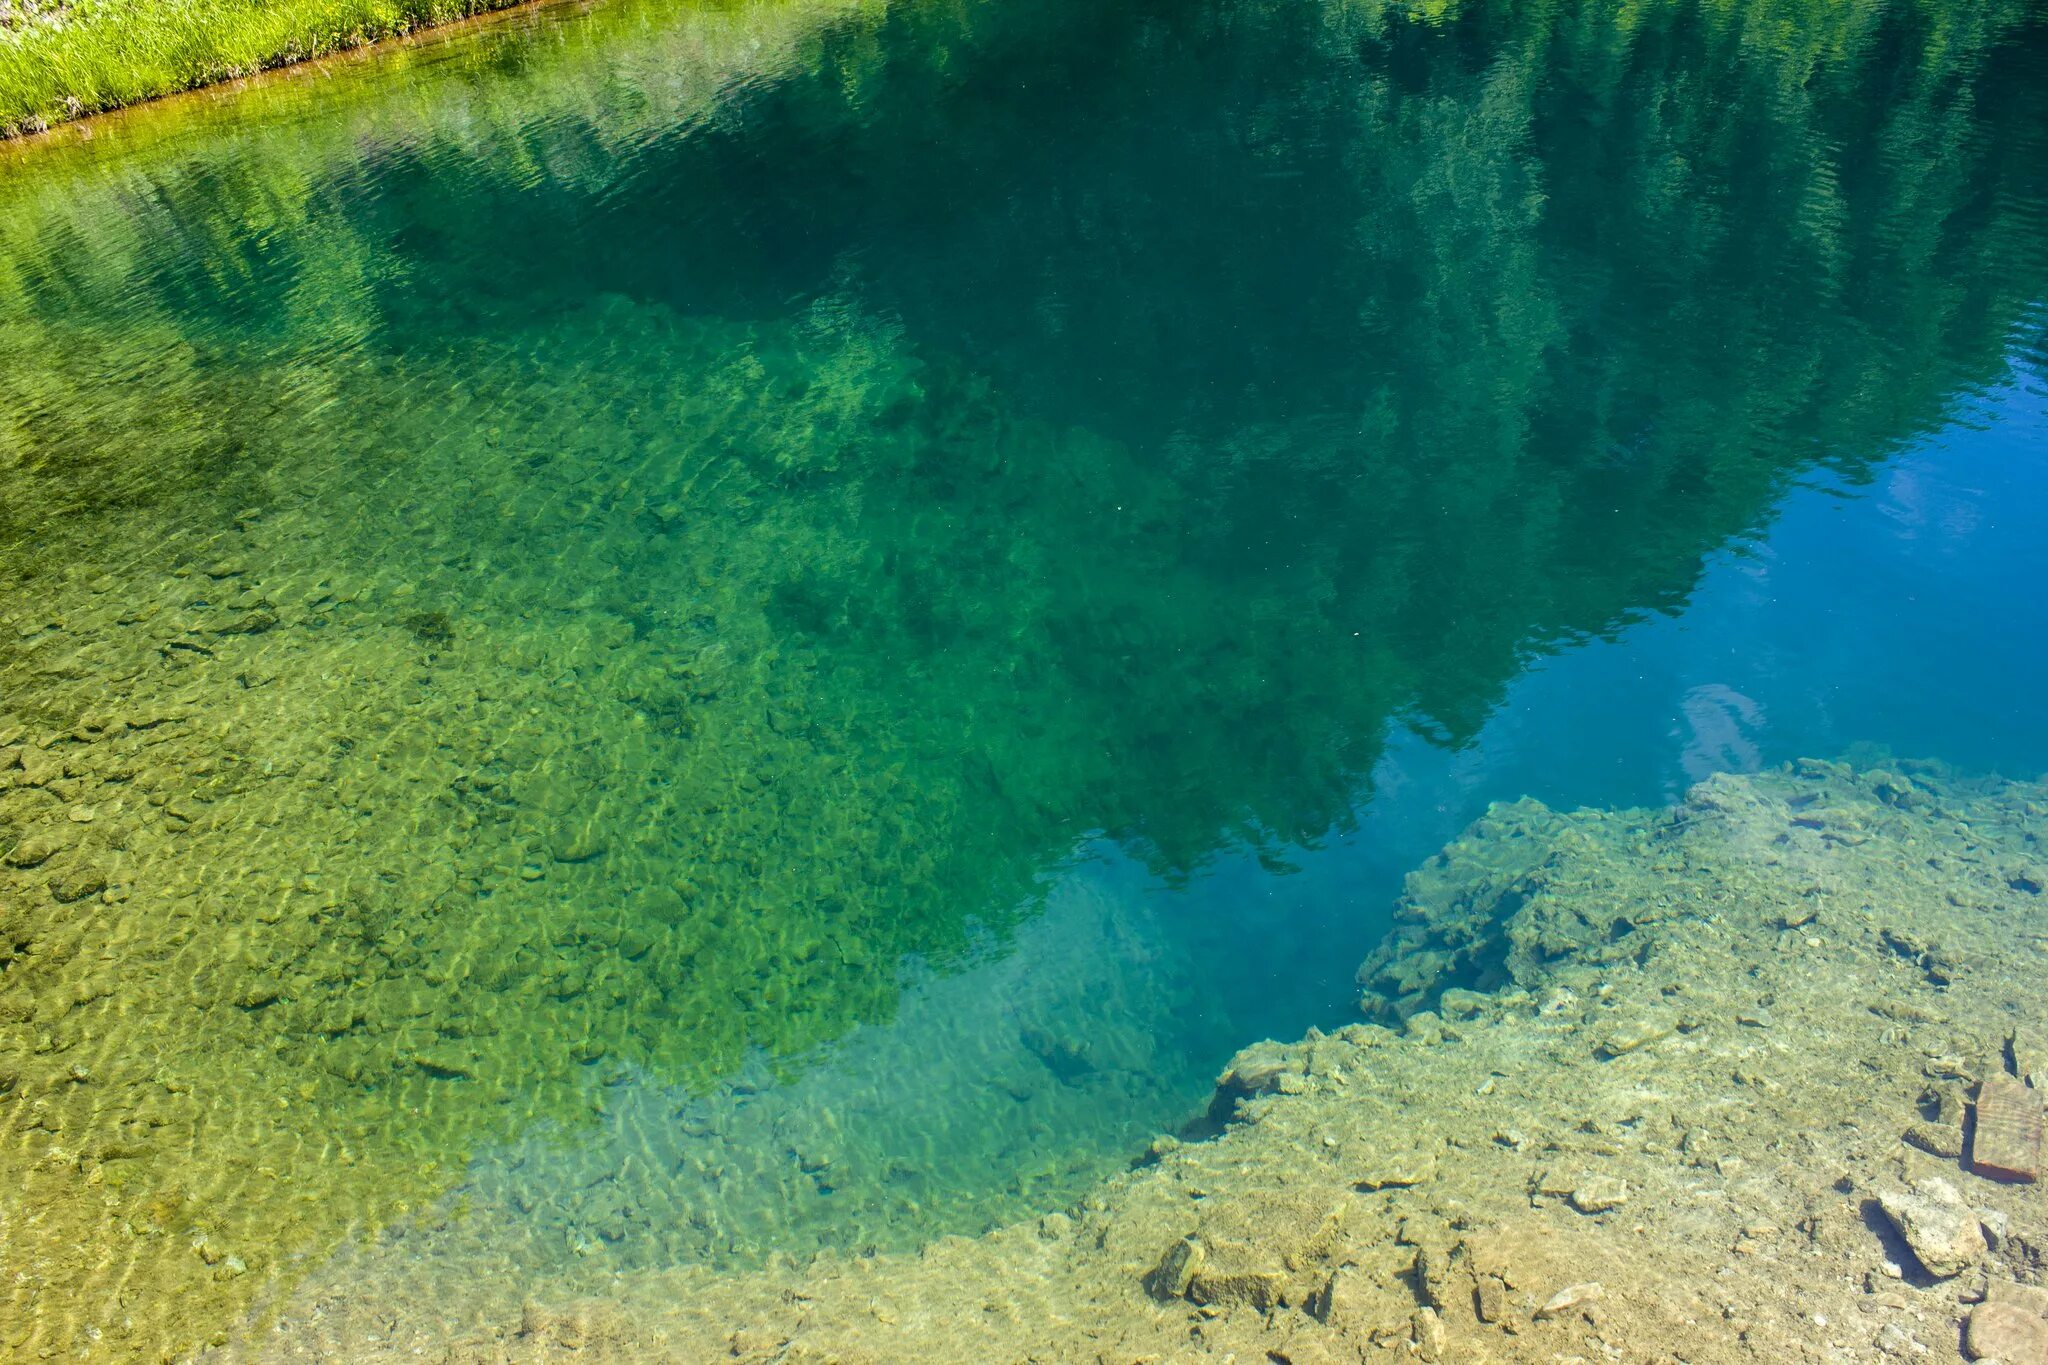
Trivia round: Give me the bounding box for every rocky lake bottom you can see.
[2,0,2046,1358]
[218,758,2048,1363]
[13,446,2047,1364]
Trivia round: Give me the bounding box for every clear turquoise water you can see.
[0,0,2045,1346]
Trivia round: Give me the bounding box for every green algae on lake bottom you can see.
[0,0,2045,1355]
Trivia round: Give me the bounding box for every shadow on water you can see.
[0,0,2044,1353]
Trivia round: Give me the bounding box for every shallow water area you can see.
[1,0,2046,1356]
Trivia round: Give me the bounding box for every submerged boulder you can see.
[1142,1186,1352,1313]
[1216,1039,1305,1098]
[1877,1178,1986,1279]
[1966,1300,2048,1361]
[1352,796,1692,1022]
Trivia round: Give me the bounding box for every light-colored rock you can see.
[1569,1176,1629,1214]
[1404,1010,1445,1045]
[1412,1306,1446,1357]
[1535,1282,1604,1320]
[1272,1332,1342,1365]
[1877,1178,1986,1278]
[1438,988,1488,1018]
[1216,1040,1302,1098]
[1875,1321,1925,1357]
[1597,1011,1676,1057]
[1188,1265,1286,1310]
[1317,1265,1375,1331]
[2011,1026,2048,1090]
[1966,1300,2048,1361]
[1356,1150,1438,1190]
[1412,1239,1454,1310]
[1986,1280,2048,1318]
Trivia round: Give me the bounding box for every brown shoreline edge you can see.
[231,758,2048,1364]
[0,0,593,152]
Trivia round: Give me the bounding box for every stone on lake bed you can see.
[234,977,284,1009]
[1533,1168,1627,1212]
[49,863,108,903]
[1596,1011,1676,1058]
[1970,1076,2043,1183]
[1987,1280,2048,1317]
[549,823,608,863]
[1404,1010,1445,1044]
[1188,1266,1286,1311]
[1535,1282,1604,1320]
[410,1050,476,1079]
[1568,1176,1630,1214]
[1216,1040,1303,1098]
[1876,1178,1986,1278]
[1355,1149,1438,1190]
[1966,1301,2048,1362]
[1903,1120,1968,1159]
[1144,1237,1204,1299]
[6,831,69,867]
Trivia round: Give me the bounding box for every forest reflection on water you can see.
[0,0,2044,1354]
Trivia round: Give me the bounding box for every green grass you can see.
[0,0,534,135]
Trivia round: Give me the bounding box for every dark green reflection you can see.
[0,0,2043,1353]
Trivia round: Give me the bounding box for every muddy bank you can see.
[238,758,2048,1362]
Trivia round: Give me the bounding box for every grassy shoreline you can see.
[0,0,540,137]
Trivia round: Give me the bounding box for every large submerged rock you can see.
[1351,781,1753,1022]
[1877,1178,1987,1279]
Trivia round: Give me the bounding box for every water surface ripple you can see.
[0,0,2044,1354]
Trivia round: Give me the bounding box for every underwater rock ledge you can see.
[247,757,2048,1362]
